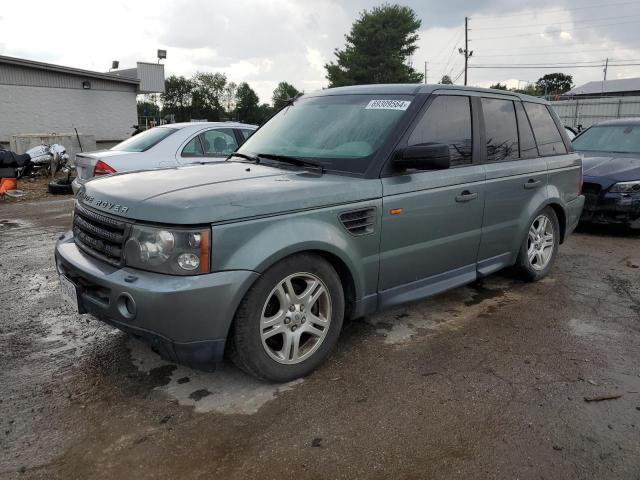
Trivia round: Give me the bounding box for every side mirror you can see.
[393,143,450,170]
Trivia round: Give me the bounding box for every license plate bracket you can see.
[59,275,80,312]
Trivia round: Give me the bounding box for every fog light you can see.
[177,252,200,271]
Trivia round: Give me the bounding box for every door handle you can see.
[524,179,543,189]
[455,190,478,202]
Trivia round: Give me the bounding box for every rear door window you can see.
[481,98,519,162]
[408,95,473,167]
[201,129,239,157]
[524,102,567,156]
[181,136,204,157]
[515,102,538,159]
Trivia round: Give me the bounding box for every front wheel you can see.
[228,253,345,382]
[514,207,560,281]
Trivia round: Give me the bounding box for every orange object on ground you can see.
[0,178,18,196]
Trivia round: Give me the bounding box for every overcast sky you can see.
[2,0,640,102]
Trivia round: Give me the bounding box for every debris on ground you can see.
[584,394,624,403]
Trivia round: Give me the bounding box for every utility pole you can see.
[424,61,428,84]
[602,58,609,95]
[458,17,473,86]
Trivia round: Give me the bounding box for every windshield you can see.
[111,127,177,152]
[572,125,640,153]
[236,94,413,173]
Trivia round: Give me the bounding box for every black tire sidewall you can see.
[517,206,560,281]
[48,179,73,195]
[231,253,345,382]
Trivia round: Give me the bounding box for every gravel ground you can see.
[1,198,639,480]
[0,173,73,203]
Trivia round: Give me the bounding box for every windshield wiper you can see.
[256,153,325,173]
[227,152,261,163]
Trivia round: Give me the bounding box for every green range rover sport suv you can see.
[55,84,584,381]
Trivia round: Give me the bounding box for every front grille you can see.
[582,182,601,195]
[73,203,129,266]
[339,207,376,236]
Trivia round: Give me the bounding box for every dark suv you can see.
[55,84,584,381]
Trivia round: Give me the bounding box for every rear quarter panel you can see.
[546,152,583,236]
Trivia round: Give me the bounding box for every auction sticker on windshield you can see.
[365,99,411,110]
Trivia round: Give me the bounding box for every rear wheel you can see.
[228,253,344,382]
[515,207,560,281]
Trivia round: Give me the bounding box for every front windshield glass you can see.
[572,125,640,153]
[111,127,177,152]
[236,94,414,173]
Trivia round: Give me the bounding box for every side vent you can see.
[339,207,376,236]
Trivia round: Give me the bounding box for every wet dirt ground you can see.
[1,198,639,479]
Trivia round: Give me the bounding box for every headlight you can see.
[610,181,640,193]
[124,225,210,275]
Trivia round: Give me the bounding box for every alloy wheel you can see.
[260,272,332,364]
[527,214,555,271]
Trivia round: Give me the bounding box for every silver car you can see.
[72,122,257,193]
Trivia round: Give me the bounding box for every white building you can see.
[0,55,164,151]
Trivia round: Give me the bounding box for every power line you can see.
[476,0,640,19]
[472,12,640,30]
[472,49,624,58]
[473,19,640,41]
[438,30,465,80]
[470,63,640,69]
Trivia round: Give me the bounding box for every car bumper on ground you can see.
[581,191,640,228]
[55,232,259,370]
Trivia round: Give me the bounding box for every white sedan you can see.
[72,122,257,194]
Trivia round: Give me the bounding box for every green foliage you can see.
[439,75,453,85]
[137,100,160,117]
[160,74,276,124]
[192,72,228,121]
[536,73,573,95]
[489,82,508,90]
[235,82,264,124]
[325,4,424,87]
[510,84,540,96]
[272,82,301,111]
[161,75,194,122]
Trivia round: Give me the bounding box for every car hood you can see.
[580,151,640,187]
[78,162,381,224]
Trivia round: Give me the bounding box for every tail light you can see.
[94,160,116,176]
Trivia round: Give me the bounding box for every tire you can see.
[228,253,345,382]
[48,177,74,195]
[514,206,560,282]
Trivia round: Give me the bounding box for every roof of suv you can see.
[306,83,547,104]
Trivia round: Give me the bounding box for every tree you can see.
[161,76,194,122]
[272,82,301,111]
[223,82,237,119]
[490,82,508,90]
[325,4,423,87]
[136,100,160,118]
[536,73,573,96]
[439,75,453,85]
[235,82,261,124]
[192,72,228,121]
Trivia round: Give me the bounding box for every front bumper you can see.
[581,191,640,227]
[55,232,259,369]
